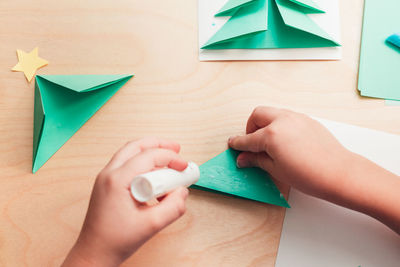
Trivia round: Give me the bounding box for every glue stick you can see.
[130,162,200,203]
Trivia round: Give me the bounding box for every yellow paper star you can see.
[12,47,48,82]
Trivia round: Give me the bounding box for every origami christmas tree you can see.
[202,0,339,49]
[32,74,133,173]
[192,148,289,207]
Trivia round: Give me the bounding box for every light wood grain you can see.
[0,0,399,266]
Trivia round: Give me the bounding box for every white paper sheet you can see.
[198,0,342,61]
[275,118,400,267]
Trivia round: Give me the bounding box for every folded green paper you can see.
[205,0,268,47]
[192,148,290,207]
[215,0,257,16]
[202,0,339,49]
[32,74,133,173]
[287,0,324,13]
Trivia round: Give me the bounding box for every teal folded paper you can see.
[205,0,268,47]
[358,0,400,100]
[202,0,339,49]
[288,0,324,13]
[215,0,258,16]
[192,148,290,207]
[33,74,133,173]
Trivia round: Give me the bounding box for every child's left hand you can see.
[62,138,189,267]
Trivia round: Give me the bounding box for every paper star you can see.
[12,47,48,82]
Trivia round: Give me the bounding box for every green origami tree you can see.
[32,74,133,173]
[202,0,339,49]
[192,148,289,207]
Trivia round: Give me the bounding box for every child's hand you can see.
[228,106,352,199]
[63,138,189,267]
[229,107,400,233]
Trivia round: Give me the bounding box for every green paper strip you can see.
[215,0,256,17]
[192,148,290,207]
[358,0,400,100]
[32,82,45,162]
[38,74,132,92]
[288,0,325,13]
[32,74,134,173]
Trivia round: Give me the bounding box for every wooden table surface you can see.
[1,0,399,266]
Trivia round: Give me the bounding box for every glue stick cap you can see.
[130,162,200,203]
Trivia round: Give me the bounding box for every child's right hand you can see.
[62,138,189,267]
[228,106,353,199]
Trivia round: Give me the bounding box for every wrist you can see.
[62,234,124,267]
[325,152,362,202]
[324,152,375,210]
[327,152,400,233]
[309,150,358,203]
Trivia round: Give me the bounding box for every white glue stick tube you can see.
[130,162,200,203]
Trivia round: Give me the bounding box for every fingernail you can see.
[236,158,248,168]
[228,136,235,144]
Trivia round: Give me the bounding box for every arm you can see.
[62,138,190,267]
[333,153,400,234]
[229,106,400,234]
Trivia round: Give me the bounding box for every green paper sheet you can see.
[358,0,400,101]
[32,74,134,173]
[192,148,290,207]
[215,0,256,17]
[202,0,339,49]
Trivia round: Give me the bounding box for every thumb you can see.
[145,187,189,231]
[236,151,274,173]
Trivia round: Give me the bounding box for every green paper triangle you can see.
[32,74,134,173]
[33,83,45,163]
[204,0,268,48]
[275,0,333,42]
[192,148,290,207]
[38,74,132,92]
[287,0,325,13]
[215,0,256,17]
[202,0,338,49]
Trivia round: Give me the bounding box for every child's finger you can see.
[246,106,282,134]
[236,151,274,173]
[106,138,181,170]
[115,148,188,186]
[145,187,188,232]
[228,128,267,152]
